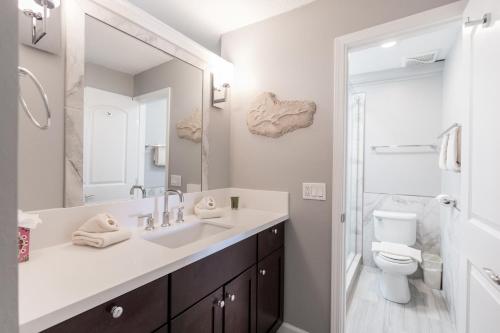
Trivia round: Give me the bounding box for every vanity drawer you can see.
[258,223,284,260]
[170,235,257,318]
[44,277,168,333]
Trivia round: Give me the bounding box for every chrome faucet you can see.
[130,185,146,198]
[138,213,155,231]
[162,189,184,227]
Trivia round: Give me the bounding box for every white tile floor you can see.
[346,266,455,333]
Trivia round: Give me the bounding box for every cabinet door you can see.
[170,288,224,333]
[224,266,257,333]
[257,249,284,333]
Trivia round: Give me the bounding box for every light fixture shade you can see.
[34,0,61,9]
[19,0,60,17]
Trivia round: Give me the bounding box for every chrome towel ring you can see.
[18,66,51,130]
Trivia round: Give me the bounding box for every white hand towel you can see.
[194,207,224,219]
[72,229,131,248]
[18,210,42,229]
[79,213,120,233]
[438,133,449,170]
[446,127,461,172]
[195,197,216,210]
[154,146,166,166]
[372,241,422,263]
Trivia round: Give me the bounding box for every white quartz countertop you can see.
[19,208,288,333]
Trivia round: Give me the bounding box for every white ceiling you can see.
[349,21,461,76]
[85,16,173,75]
[127,0,317,53]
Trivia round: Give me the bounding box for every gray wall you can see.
[135,59,203,193]
[221,0,456,331]
[0,0,19,331]
[18,45,65,211]
[85,63,134,97]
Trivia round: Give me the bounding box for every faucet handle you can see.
[138,214,154,231]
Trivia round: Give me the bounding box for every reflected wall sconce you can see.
[18,0,61,45]
[211,74,231,109]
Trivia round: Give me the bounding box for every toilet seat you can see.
[378,251,413,264]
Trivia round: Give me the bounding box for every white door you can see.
[83,87,140,203]
[461,1,500,332]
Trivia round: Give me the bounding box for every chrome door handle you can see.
[483,268,500,285]
[259,269,266,276]
[215,299,225,308]
[271,228,278,235]
[110,305,124,319]
[226,293,236,302]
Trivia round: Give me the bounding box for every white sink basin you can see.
[142,221,232,249]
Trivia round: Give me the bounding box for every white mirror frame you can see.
[63,0,232,207]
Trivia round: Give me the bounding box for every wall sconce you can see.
[212,74,231,109]
[18,0,60,45]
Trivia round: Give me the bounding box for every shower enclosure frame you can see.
[329,2,466,332]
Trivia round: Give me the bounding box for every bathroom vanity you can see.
[19,188,288,333]
[43,222,284,333]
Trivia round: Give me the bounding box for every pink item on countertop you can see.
[18,227,30,263]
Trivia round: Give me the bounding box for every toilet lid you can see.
[379,251,413,264]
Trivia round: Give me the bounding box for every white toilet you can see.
[371,210,421,304]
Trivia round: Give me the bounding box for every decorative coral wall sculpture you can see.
[247,92,316,138]
[176,110,202,143]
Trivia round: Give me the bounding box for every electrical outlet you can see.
[170,174,182,187]
[302,183,326,201]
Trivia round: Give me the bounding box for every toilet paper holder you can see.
[435,194,460,211]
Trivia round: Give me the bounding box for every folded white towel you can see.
[154,146,166,166]
[79,213,120,233]
[195,197,216,210]
[194,207,224,219]
[372,241,422,263]
[438,133,449,170]
[72,229,131,248]
[446,127,461,172]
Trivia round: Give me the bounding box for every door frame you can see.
[330,2,466,332]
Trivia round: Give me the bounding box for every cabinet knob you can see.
[259,269,267,276]
[215,299,225,308]
[110,305,124,319]
[226,293,236,302]
[272,228,278,235]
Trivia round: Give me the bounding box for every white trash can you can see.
[421,253,443,290]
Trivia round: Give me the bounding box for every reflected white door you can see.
[462,1,500,332]
[83,87,140,203]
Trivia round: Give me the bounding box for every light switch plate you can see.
[170,174,182,187]
[302,183,326,201]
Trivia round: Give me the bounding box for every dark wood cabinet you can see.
[45,222,285,333]
[170,288,224,333]
[257,248,284,333]
[43,277,168,333]
[170,235,257,318]
[224,266,257,333]
[258,223,284,260]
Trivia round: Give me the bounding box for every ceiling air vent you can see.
[402,50,439,67]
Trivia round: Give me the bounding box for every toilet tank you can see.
[373,210,417,245]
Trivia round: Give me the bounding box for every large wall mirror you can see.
[17,0,231,211]
[83,16,202,204]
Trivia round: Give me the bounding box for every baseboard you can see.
[277,322,310,333]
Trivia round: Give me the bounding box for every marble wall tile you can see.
[362,193,441,269]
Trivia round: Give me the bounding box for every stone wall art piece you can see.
[176,110,202,143]
[247,92,316,138]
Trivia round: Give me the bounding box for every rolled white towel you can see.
[195,197,216,210]
[72,229,131,248]
[18,210,42,229]
[446,127,461,172]
[194,207,224,219]
[79,213,120,233]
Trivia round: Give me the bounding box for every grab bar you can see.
[370,144,438,152]
[437,123,460,139]
[18,66,51,130]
